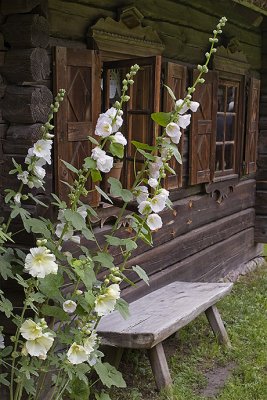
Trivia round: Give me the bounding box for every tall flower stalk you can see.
[0,17,227,400]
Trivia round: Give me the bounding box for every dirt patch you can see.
[198,362,236,398]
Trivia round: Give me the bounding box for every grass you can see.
[110,264,267,400]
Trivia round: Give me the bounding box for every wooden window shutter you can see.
[162,62,187,189]
[189,70,218,185]
[103,56,161,188]
[244,77,260,174]
[53,47,101,206]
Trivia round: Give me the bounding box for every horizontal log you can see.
[1,0,41,15]
[123,228,261,301]
[2,14,49,48]
[255,190,267,214]
[255,215,267,242]
[1,48,50,84]
[258,130,267,154]
[3,124,43,154]
[2,85,53,123]
[124,208,255,287]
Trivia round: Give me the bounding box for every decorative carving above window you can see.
[87,6,165,57]
[213,43,250,75]
[205,177,238,203]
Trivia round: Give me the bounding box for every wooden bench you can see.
[97,281,233,390]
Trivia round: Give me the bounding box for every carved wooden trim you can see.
[205,177,239,203]
[213,43,250,75]
[87,7,164,57]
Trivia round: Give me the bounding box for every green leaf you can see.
[95,186,113,204]
[84,291,95,308]
[0,257,14,280]
[4,190,16,204]
[0,346,13,357]
[109,142,124,159]
[27,194,48,208]
[74,264,96,291]
[164,143,182,164]
[23,218,51,239]
[94,362,126,388]
[163,84,176,101]
[69,377,90,400]
[108,177,122,193]
[95,392,112,400]
[136,149,156,161]
[0,373,10,387]
[151,112,172,127]
[50,193,67,209]
[61,159,79,174]
[131,141,156,151]
[41,305,70,321]
[81,227,95,241]
[83,157,97,170]
[39,274,64,302]
[132,265,149,286]
[104,236,137,252]
[115,298,130,320]
[93,252,115,269]
[64,210,86,230]
[88,136,99,145]
[164,163,176,175]
[91,168,102,183]
[0,296,13,318]
[120,189,133,202]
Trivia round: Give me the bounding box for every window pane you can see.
[225,143,234,170]
[215,144,223,172]
[227,86,236,112]
[216,114,224,141]
[225,115,235,141]
[218,86,225,112]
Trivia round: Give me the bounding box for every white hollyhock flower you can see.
[158,188,169,200]
[104,107,123,132]
[91,146,106,161]
[67,342,88,365]
[63,300,77,314]
[148,178,158,188]
[171,131,182,144]
[84,332,97,355]
[0,333,5,349]
[55,223,74,241]
[18,171,29,185]
[138,200,152,215]
[175,99,189,114]
[24,247,58,278]
[113,132,127,146]
[178,114,191,129]
[96,154,113,173]
[70,235,80,244]
[20,319,42,340]
[33,140,52,164]
[189,101,199,112]
[14,193,22,205]
[26,332,54,358]
[150,194,166,213]
[147,213,163,231]
[95,284,120,317]
[134,186,149,204]
[95,118,112,138]
[166,122,181,138]
[33,164,46,180]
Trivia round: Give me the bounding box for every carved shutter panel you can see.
[189,70,218,185]
[245,77,260,174]
[53,47,101,206]
[103,56,161,188]
[162,62,187,189]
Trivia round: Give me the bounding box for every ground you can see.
[110,263,267,400]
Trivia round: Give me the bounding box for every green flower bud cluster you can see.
[115,64,140,108]
[103,266,122,286]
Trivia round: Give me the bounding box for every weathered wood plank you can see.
[122,228,260,301]
[124,208,255,285]
[1,48,50,84]
[148,343,172,390]
[255,215,267,242]
[3,124,43,154]
[255,190,267,214]
[2,14,49,48]
[205,305,231,348]
[1,0,42,14]
[98,281,233,348]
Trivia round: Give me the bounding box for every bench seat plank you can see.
[97,281,233,349]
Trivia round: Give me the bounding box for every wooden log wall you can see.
[255,16,267,241]
[0,0,52,214]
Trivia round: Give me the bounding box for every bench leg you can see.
[147,343,172,390]
[205,305,231,348]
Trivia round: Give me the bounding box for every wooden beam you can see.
[1,0,42,15]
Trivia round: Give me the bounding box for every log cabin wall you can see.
[0,1,264,298]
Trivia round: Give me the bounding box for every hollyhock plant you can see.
[0,17,228,400]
